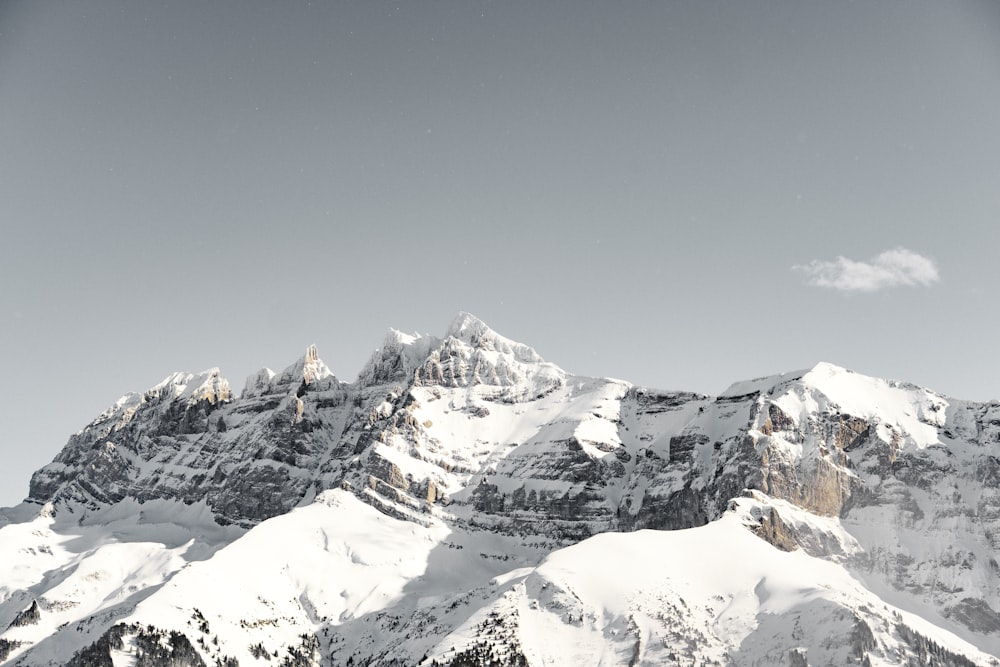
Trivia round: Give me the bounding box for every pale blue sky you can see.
[2,1,999,506]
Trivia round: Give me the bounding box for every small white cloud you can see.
[794,247,940,292]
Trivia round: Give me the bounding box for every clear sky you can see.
[2,1,999,507]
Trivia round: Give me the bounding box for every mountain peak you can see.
[444,312,544,365]
[803,361,852,381]
[241,367,277,398]
[357,329,436,386]
[717,362,858,400]
[273,345,334,388]
[446,311,491,340]
[150,368,231,405]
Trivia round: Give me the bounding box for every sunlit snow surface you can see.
[505,502,994,667]
[0,499,242,664]
[2,491,995,666]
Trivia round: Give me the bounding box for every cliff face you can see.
[5,314,1000,666]
[27,356,352,527]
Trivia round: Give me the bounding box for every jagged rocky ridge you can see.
[2,313,999,666]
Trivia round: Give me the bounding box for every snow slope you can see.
[425,499,997,667]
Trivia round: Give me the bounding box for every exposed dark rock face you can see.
[667,433,708,464]
[27,359,358,527]
[7,600,40,629]
[947,599,1000,636]
[745,502,800,552]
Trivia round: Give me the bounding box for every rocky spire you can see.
[271,345,334,389]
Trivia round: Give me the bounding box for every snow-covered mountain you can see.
[2,313,998,666]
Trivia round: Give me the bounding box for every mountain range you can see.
[1,313,998,666]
